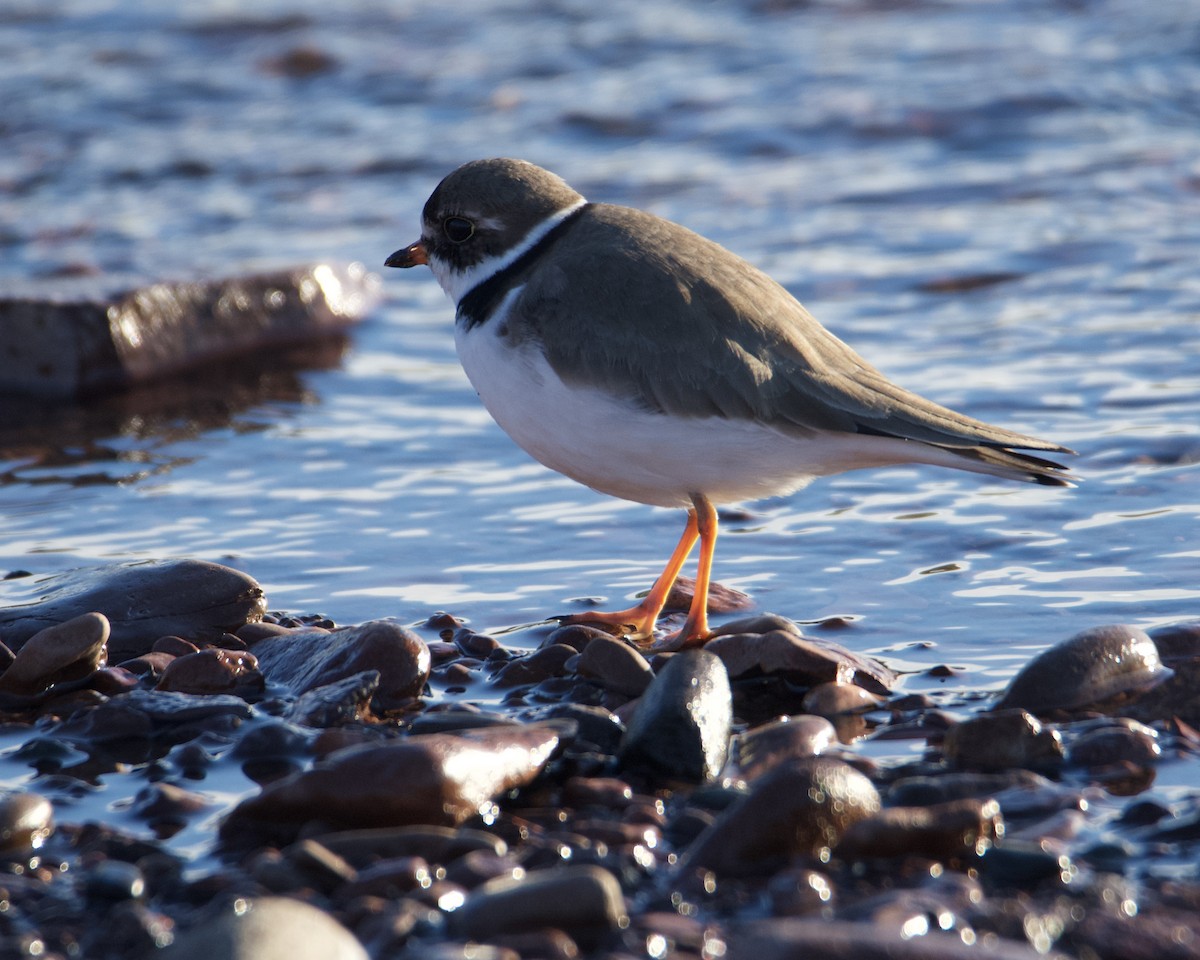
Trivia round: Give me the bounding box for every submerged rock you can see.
[0,560,266,662]
[0,263,378,398]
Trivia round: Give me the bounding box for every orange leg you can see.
[650,493,718,651]
[560,505,701,641]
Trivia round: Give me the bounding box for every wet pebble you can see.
[0,791,54,854]
[161,895,368,960]
[706,618,895,694]
[728,919,1056,960]
[490,643,575,687]
[801,681,882,717]
[223,723,565,841]
[288,670,381,727]
[619,649,731,784]
[726,714,837,783]
[942,709,1064,772]
[83,858,147,901]
[1067,719,1160,769]
[316,824,507,872]
[835,798,1003,862]
[0,611,109,695]
[570,634,653,696]
[449,864,626,947]
[156,647,264,696]
[252,620,430,710]
[681,757,881,876]
[996,624,1170,715]
[0,559,267,662]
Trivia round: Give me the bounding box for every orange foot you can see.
[559,493,718,650]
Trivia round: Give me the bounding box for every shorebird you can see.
[386,159,1072,649]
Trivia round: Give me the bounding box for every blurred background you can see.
[2,0,1199,701]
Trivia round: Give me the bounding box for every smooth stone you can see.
[765,867,836,916]
[84,859,147,901]
[619,649,732,784]
[0,791,54,854]
[835,798,1004,862]
[1147,620,1200,662]
[132,782,211,826]
[1067,720,1160,769]
[0,611,109,695]
[156,648,264,695]
[888,770,1052,807]
[724,715,837,783]
[1129,657,1200,727]
[996,624,1170,714]
[288,670,381,727]
[706,628,896,694]
[161,895,367,960]
[728,919,1063,960]
[315,825,507,869]
[0,263,377,398]
[450,864,626,946]
[662,574,753,614]
[542,624,612,652]
[570,635,653,697]
[223,723,564,838]
[942,709,1065,772]
[490,643,575,688]
[252,620,430,710]
[801,681,882,717]
[681,757,881,876]
[0,559,266,662]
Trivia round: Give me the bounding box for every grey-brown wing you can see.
[515,205,1069,457]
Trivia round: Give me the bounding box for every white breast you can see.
[452,293,950,509]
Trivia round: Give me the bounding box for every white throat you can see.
[428,198,588,306]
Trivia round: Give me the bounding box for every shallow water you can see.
[2,0,1200,843]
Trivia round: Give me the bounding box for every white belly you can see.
[453,299,942,509]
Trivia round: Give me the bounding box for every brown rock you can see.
[0,559,266,662]
[0,792,54,854]
[729,919,1061,960]
[0,611,109,695]
[222,724,564,839]
[801,681,882,717]
[706,627,895,694]
[996,624,1170,715]
[252,620,430,709]
[156,648,264,695]
[726,714,837,783]
[681,757,881,876]
[836,798,1003,862]
[942,709,1064,772]
[450,865,626,947]
[0,263,377,398]
[571,635,653,697]
[663,575,753,615]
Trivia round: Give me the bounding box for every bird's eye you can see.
[443,217,475,243]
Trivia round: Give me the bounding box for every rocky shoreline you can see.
[0,559,1198,959]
